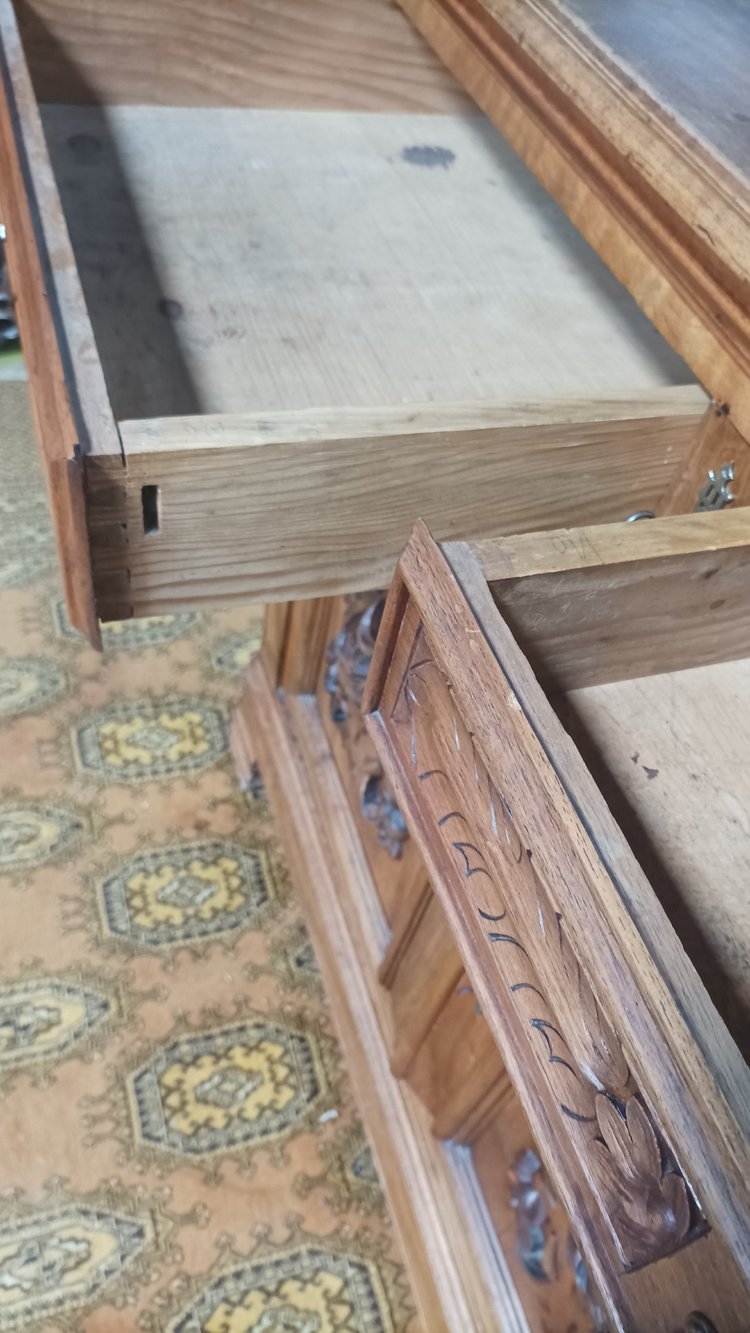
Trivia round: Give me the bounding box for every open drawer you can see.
[363,512,750,1329]
[2,0,740,644]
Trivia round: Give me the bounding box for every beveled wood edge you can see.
[398,0,750,439]
[482,0,750,251]
[455,506,750,583]
[0,0,121,643]
[92,397,705,621]
[118,386,708,453]
[234,654,520,1333]
[364,520,750,1281]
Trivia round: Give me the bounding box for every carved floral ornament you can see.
[324,596,385,727]
[325,596,409,860]
[511,1146,610,1330]
[391,626,707,1277]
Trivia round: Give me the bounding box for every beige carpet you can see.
[0,378,417,1332]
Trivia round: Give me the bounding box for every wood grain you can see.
[456,509,750,689]
[659,407,750,516]
[233,656,517,1331]
[0,0,118,641]
[88,394,704,618]
[564,0,750,180]
[19,0,470,112]
[386,890,464,1079]
[365,523,750,1324]
[397,0,750,441]
[410,975,508,1143]
[568,659,750,1056]
[43,104,690,424]
[473,1092,607,1329]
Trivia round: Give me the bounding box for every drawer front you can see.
[364,523,750,1330]
[0,0,117,643]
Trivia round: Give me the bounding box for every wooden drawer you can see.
[364,514,750,1330]
[1,0,734,643]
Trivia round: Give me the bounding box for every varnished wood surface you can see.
[565,0,750,178]
[659,407,750,517]
[365,521,750,1326]
[234,658,517,1331]
[19,0,470,111]
[388,891,464,1078]
[410,976,508,1143]
[316,594,431,932]
[398,0,750,440]
[0,0,115,642]
[473,1091,605,1329]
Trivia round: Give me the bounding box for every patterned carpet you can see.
[0,380,417,1332]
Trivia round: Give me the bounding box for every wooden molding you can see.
[364,521,750,1326]
[0,0,120,642]
[87,393,705,617]
[397,0,750,441]
[232,656,518,1331]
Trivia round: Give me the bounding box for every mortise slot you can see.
[141,484,160,535]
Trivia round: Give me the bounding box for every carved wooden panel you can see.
[319,593,431,935]
[391,628,702,1274]
[473,1098,610,1333]
[364,525,750,1329]
[324,593,409,858]
[409,970,508,1144]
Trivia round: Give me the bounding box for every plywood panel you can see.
[42,106,690,424]
[568,658,750,1058]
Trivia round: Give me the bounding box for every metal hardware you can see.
[626,510,655,522]
[696,462,735,511]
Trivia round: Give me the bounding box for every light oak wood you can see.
[42,104,689,424]
[387,890,464,1079]
[567,659,750,1058]
[397,0,750,441]
[659,407,750,517]
[452,508,750,689]
[236,655,519,1332]
[88,391,705,618]
[473,1090,606,1329]
[20,0,469,112]
[364,521,750,1327]
[409,977,508,1144]
[0,0,118,641]
[260,601,291,684]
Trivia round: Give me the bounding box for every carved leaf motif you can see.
[532,858,630,1100]
[393,632,703,1273]
[591,1096,691,1269]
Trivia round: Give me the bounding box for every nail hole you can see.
[141,484,160,535]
